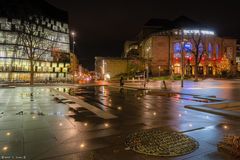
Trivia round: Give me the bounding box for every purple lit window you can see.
[216,44,219,58]
[184,42,192,52]
[199,43,203,53]
[208,43,212,58]
[174,43,181,58]
[174,43,181,53]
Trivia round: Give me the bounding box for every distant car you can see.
[134,72,145,79]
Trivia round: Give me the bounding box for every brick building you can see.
[124,16,237,77]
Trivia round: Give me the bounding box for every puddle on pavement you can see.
[55,86,223,116]
[147,92,223,103]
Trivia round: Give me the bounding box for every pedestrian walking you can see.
[120,76,124,87]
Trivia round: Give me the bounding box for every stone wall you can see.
[95,57,129,79]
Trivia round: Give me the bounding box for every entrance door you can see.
[198,66,204,75]
[189,66,192,75]
[208,66,213,75]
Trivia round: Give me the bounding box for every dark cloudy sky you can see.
[47,0,240,70]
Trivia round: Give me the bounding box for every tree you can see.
[216,55,231,77]
[127,58,145,77]
[16,15,58,85]
[184,33,207,81]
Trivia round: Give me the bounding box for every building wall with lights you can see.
[95,57,142,80]
[0,0,71,82]
[236,40,240,72]
[125,16,237,77]
[137,34,236,76]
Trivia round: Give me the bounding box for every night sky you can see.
[47,0,240,70]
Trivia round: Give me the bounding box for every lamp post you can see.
[71,32,76,83]
[180,29,184,88]
[146,47,150,81]
[71,32,75,53]
[171,65,174,80]
[102,60,106,80]
[158,66,161,77]
[146,65,149,81]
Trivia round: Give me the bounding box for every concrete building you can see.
[95,57,145,80]
[0,0,70,82]
[124,16,237,77]
[95,57,129,80]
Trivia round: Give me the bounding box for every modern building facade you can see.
[0,0,70,82]
[124,16,237,77]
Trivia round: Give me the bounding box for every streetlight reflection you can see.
[80,143,85,148]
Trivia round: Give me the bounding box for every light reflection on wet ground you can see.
[0,83,239,159]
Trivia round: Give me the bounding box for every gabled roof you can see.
[144,18,171,29]
[0,0,68,22]
[144,16,211,30]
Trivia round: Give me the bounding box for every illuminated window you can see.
[184,42,192,52]
[174,43,181,58]
[226,47,233,59]
[216,44,219,59]
[0,18,7,24]
[208,43,212,58]
[1,23,11,30]
[174,43,181,53]
[199,43,204,54]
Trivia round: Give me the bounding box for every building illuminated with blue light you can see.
[124,16,237,77]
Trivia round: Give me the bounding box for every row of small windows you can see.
[0,41,70,54]
[0,29,70,45]
[174,42,220,59]
[0,66,69,73]
[0,31,70,53]
[0,44,71,62]
[0,17,69,33]
[0,59,70,67]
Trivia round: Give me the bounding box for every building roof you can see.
[0,0,68,22]
[144,18,171,29]
[144,16,211,30]
[95,57,135,60]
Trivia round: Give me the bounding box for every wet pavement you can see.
[0,80,239,159]
[122,79,240,101]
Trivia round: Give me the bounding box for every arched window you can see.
[208,43,212,58]
[184,42,192,52]
[174,42,181,53]
[216,44,219,59]
[199,43,204,54]
[174,42,181,58]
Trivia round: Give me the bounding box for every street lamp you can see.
[158,66,161,77]
[180,29,184,88]
[102,60,107,80]
[145,65,149,81]
[71,32,75,53]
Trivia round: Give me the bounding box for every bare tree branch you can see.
[15,15,59,85]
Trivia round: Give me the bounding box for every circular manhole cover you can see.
[125,129,199,157]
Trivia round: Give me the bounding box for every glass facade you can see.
[0,16,70,82]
